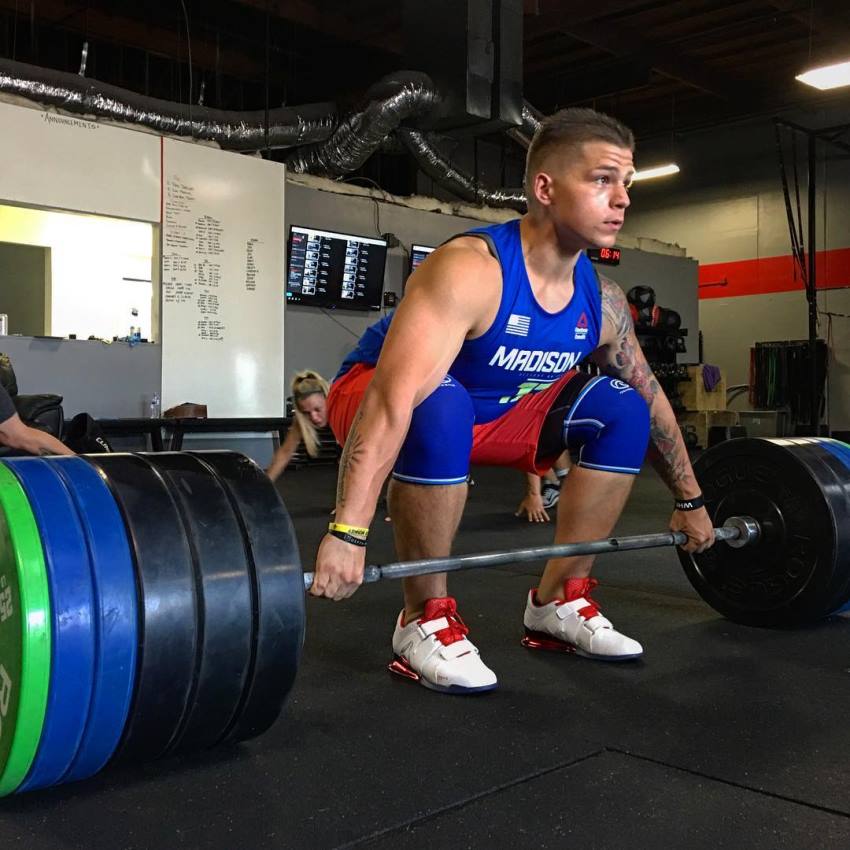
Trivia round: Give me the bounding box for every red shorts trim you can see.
[326,364,579,477]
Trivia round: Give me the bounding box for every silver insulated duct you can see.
[506,101,544,149]
[396,128,527,211]
[0,55,538,209]
[0,56,337,150]
[286,72,440,176]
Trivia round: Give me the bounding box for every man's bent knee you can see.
[393,375,475,486]
[563,377,650,475]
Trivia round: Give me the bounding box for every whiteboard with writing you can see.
[0,100,160,222]
[160,139,285,417]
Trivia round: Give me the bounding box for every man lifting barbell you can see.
[309,107,715,693]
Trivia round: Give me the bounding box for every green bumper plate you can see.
[0,462,51,796]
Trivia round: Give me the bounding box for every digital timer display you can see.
[587,247,621,265]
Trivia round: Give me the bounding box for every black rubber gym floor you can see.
[2,462,850,849]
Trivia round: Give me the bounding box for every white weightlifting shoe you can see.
[389,597,498,694]
[522,578,643,661]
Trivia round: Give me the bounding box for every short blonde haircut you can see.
[524,107,635,203]
[290,370,329,457]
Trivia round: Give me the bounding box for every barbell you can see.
[0,436,848,797]
[302,516,759,588]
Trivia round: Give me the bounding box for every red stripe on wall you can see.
[698,247,850,299]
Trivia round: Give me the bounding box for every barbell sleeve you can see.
[302,516,759,591]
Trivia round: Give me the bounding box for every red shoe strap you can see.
[563,577,600,620]
[531,578,601,619]
[420,598,470,646]
[435,616,469,645]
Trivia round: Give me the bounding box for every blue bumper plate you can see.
[5,458,96,793]
[46,457,138,783]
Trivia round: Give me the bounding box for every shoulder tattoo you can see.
[599,276,632,341]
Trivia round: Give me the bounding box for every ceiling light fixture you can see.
[631,163,680,182]
[796,60,850,90]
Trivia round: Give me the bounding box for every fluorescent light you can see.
[796,60,850,90]
[631,163,680,182]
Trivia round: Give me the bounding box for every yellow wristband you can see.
[328,522,369,539]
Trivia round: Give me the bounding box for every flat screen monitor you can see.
[286,225,387,311]
[409,244,436,274]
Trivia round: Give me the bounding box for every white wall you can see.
[0,100,160,222]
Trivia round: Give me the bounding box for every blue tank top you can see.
[335,218,603,424]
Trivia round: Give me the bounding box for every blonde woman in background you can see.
[267,370,330,482]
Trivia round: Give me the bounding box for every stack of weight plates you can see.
[680,436,850,627]
[790,438,850,616]
[0,452,304,796]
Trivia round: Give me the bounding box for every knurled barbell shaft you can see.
[302,515,759,590]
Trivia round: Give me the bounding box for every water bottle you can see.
[150,392,161,419]
[129,308,141,345]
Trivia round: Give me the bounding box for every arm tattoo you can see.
[598,277,631,342]
[596,279,661,407]
[336,407,366,507]
[595,278,696,495]
[648,417,694,492]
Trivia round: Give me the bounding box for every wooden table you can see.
[160,417,290,451]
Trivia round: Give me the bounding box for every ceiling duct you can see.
[286,72,440,176]
[506,102,544,149]
[0,54,531,208]
[396,127,526,210]
[0,56,337,150]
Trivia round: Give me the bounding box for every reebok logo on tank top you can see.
[575,312,589,341]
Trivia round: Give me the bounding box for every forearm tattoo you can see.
[336,407,365,507]
[596,278,696,495]
[648,416,696,493]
